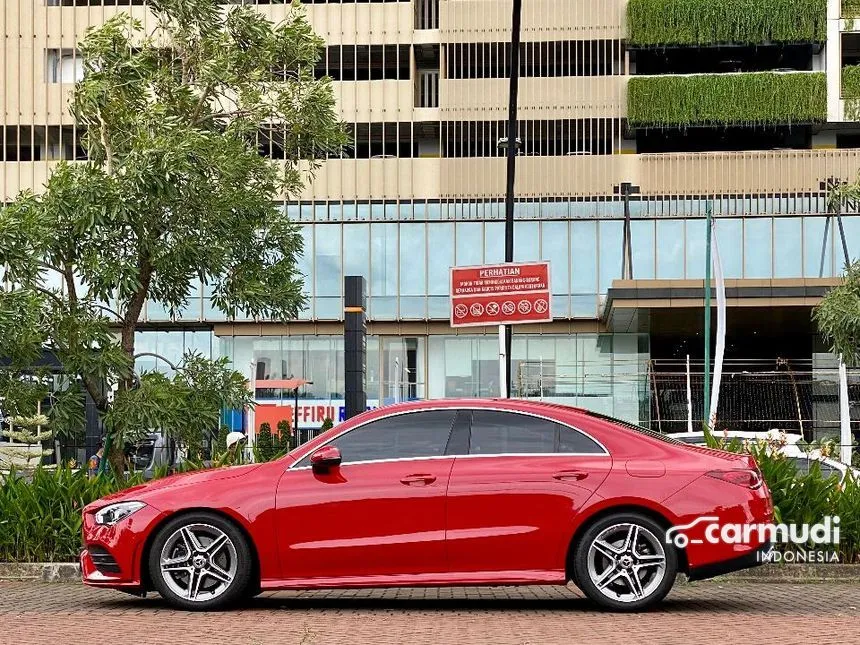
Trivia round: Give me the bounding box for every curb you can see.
[0,562,81,583]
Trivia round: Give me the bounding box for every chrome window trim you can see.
[287,405,610,470]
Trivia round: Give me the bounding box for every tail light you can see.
[706,468,763,489]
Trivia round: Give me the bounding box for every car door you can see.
[274,409,463,581]
[445,409,612,577]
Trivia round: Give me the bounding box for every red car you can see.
[81,399,772,611]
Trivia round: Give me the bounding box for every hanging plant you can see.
[842,65,860,120]
[844,0,860,17]
[627,0,827,46]
[627,71,827,127]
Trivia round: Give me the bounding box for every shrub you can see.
[627,72,827,128]
[709,435,859,562]
[627,0,826,46]
[321,418,334,432]
[843,66,860,121]
[0,467,146,562]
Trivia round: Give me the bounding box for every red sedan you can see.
[81,399,772,611]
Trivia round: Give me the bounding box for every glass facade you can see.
[143,210,860,322]
[221,333,650,426]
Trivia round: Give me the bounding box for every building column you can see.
[827,0,843,122]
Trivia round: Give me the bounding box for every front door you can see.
[275,409,460,581]
[446,409,612,576]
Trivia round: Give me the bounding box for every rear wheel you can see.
[573,512,676,611]
[148,512,252,611]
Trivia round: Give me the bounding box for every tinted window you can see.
[791,457,841,479]
[310,410,456,465]
[467,411,545,454]
[557,426,605,454]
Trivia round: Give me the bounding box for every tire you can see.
[572,512,677,612]
[148,511,253,611]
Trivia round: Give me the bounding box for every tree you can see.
[0,0,346,472]
[815,260,860,366]
[255,422,274,462]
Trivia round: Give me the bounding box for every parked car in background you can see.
[82,400,772,612]
[128,433,184,479]
[667,430,859,481]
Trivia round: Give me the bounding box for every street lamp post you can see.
[501,0,523,398]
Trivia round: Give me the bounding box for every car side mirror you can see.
[310,445,342,473]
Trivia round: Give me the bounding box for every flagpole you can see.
[703,201,713,430]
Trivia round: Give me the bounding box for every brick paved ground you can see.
[1,581,859,645]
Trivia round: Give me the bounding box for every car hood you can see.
[86,463,263,510]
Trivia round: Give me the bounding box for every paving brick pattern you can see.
[1,581,859,644]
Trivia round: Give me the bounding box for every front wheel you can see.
[572,512,677,611]
[148,511,253,611]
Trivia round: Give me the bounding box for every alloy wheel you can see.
[159,523,238,603]
[585,522,667,604]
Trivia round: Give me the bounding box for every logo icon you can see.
[665,516,719,549]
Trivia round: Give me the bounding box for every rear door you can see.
[445,409,612,576]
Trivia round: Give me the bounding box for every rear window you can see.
[584,411,685,445]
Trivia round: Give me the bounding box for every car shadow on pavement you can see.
[89,592,763,615]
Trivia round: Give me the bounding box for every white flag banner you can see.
[708,220,727,430]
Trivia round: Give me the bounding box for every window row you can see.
[219,332,650,423]
[446,40,624,79]
[135,215,860,323]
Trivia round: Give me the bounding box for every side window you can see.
[298,410,456,466]
[557,426,605,454]
[469,411,556,455]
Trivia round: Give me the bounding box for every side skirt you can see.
[260,569,566,591]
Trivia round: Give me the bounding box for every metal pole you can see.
[294,387,300,446]
[703,202,713,430]
[502,0,523,399]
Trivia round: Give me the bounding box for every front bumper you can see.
[80,502,166,591]
[687,541,772,581]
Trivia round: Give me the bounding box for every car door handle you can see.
[400,474,437,486]
[553,470,588,481]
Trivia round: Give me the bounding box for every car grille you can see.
[88,546,121,574]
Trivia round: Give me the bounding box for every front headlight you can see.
[94,501,146,526]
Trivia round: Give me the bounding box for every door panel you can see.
[445,455,610,574]
[276,458,454,580]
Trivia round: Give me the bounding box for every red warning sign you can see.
[450,262,552,328]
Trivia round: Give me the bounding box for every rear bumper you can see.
[687,541,772,581]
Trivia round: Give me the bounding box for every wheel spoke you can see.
[162,563,193,574]
[594,538,624,555]
[182,527,204,552]
[622,570,645,599]
[204,562,232,584]
[591,540,619,561]
[623,525,639,554]
[636,553,665,567]
[594,565,623,590]
[205,533,228,557]
[161,554,190,567]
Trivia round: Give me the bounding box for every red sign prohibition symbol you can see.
[517,300,532,314]
[454,304,468,319]
[534,299,549,314]
[486,302,500,316]
[469,303,484,317]
[501,301,516,315]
